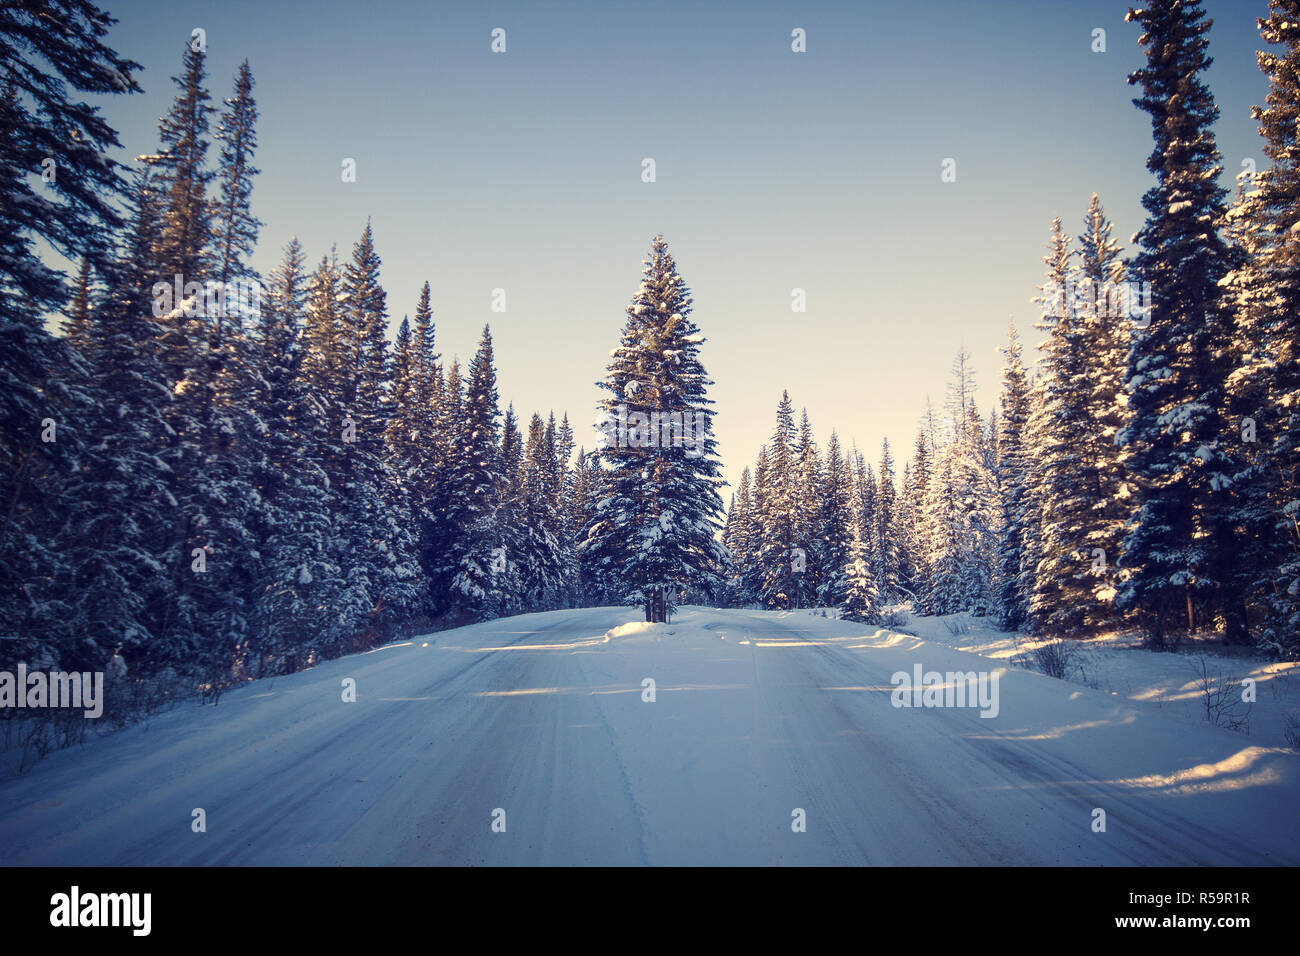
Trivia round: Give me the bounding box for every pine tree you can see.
[212,60,260,311]
[993,319,1034,632]
[62,255,95,349]
[922,349,998,616]
[323,223,422,644]
[485,405,526,617]
[249,238,343,675]
[902,429,932,607]
[857,455,880,587]
[56,173,175,675]
[398,280,443,613]
[723,467,757,605]
[0,0,142,313]
[1219,1,1300,656]
[1119,0,1246,645]
[446,326,507,618]
[568,447,601,603]
[1020,374,1050,633]
[578,236,728,617]
[894,459,918,600]
[1028,216,1097,636]
[1074,195,1132,625]
[142,42,264,688]
[816,432,853,608]
[875,438,900,600]
[144,42,215,284]
[753,392,798,609]
[180,61,266,685]
[0,1,142,673]
[427,357,465,610]
[744,444,774,605]
[842,516,881,625]
[385,316,418,475]
[518,411,569,610]
[792,409,821,606]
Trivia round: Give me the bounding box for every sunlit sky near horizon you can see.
[71,0,1274,497]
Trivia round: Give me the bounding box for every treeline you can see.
[726,1,1300,658]
[1,26,618,702]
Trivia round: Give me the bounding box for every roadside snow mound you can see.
[604,621,661,642]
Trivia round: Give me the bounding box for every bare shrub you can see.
[880,609,911,630]
[1189,655,1251,734]
[1031,638,1075,680]
[1284,712,1300,750]
[2,665,200,776]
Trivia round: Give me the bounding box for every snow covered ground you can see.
[883,608,1300,752]
[1,606,1297,865]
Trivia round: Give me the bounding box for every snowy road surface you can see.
[1,607,1297,865]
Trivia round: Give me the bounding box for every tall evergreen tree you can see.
[0,1,142,673]
[144,42,214,284]
[993,319,1034,632]
[753,392,798,609]
[903,429,932,606]
[816,432,854,608]
[857,455,880,589]
[0,0,142,313]
[57,174,175,674]
[446,326,506,618]
[1119,0,1246,644]
[249,238,342,675]
[1074,194,1132,625]
[212,60,260,312]
[842,515,882,625]
[724,466,757,605]
[327,223,421,643]
[1220,0,1300,656]
[922,349,998,616]
[62,256,95,349]
[1028,216,1096,636]
[578,236,728,616]
[792,409,821,606]
[875,438,900,601]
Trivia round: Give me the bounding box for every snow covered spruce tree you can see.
[742,444,774,604]
[57,174,176,675]
[1020,202,1132,638]
[443,326,512,619]
[1218,0,1300,656]
[919,348,998,616]
[792,410,822,606]
[515,411,570,611]
[752,392,799,609]
[297,223,422,649]
[144,45,266,686]
[385,280,445,617]
[815,432,854,608]
[899,428,933,606]
[248,238,344,676]
[1073,195,1133,627]
[874,438,900,601]
[993,320,1034,632]
[722,466,758,604]
[1119,0,1247,645]
[841,516,882,625]
[568,447,602,603]
[1027,216,1097,636]
[854,452,880,601]
[0,0,142,672]
[578,235,727,619]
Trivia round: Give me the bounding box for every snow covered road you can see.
[1,607,1297,865]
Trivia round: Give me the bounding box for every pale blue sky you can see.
[82,0,1273,494]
